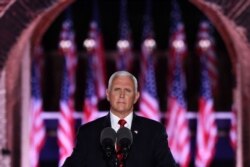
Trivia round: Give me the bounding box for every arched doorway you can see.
[0,0,249,166]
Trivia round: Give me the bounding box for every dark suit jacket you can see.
[62,113,177,167]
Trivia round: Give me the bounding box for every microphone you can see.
[100,127,116,158]
[117,127,133,160]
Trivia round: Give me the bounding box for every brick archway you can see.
[0,0,250,167]
[191,1,250,167]
[0,1,75,166]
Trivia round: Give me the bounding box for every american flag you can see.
[83,56,99,123]
[88,21,106,99]
[58,62,75,167]
[166,61,190,167]
[165,1,190,166]
[30,51,46,167]
[57,16,76,167]
[167,0,187,92]
[84,1,106,99]
[195,51,218,167]
[82,2,106,123]
[196,20,218,96]
[116,0,133,71]
[139,0,160,122]
[230,104,237,150]
[59,17,77,98]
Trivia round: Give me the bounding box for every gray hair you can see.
[108,71,138,92]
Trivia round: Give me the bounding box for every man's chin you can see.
[114,108,130,114]
[117,108,127,113]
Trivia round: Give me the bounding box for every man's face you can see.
[106,75,140,117]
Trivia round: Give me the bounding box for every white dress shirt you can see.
[110,111,133,132]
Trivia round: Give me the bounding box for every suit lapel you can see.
[130,113,141,146]
[126,113,141,167]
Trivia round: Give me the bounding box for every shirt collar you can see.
[110,111,133,132]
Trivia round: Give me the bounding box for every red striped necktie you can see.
[117,119,127,167]
[118,119,126,128]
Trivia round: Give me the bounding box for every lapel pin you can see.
[134,130,138,134]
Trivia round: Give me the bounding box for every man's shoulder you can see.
[135,114,164,128]
[78,115,107,131]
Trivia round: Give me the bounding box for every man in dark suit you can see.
[62,71,177,167]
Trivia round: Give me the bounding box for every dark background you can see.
[41,0,234,113]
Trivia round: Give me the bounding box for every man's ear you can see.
[106,89,110,101]
[134,92,140,104]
